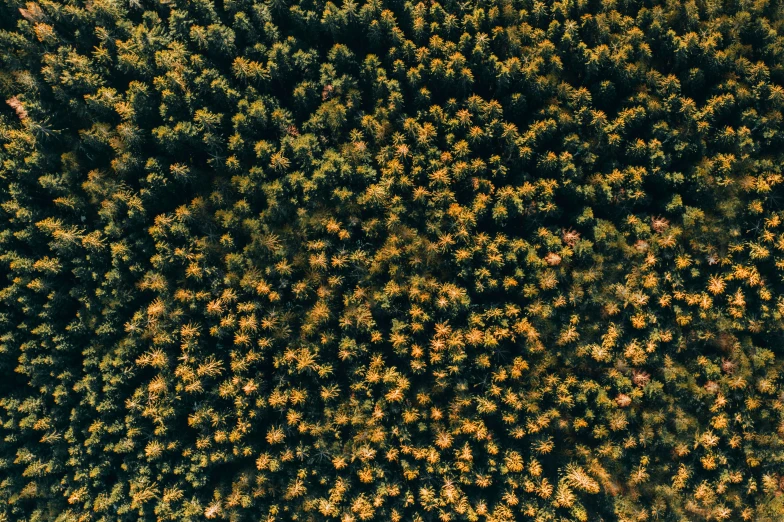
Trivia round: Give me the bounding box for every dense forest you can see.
[1,0,784,520]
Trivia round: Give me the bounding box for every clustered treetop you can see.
[1,0,784,521]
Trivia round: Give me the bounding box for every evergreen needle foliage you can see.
[1,0,784,520]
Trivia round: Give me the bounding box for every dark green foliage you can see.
[2,0,784,521]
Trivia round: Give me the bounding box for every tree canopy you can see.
[2,0,784,520]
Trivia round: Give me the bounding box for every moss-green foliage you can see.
[2,0,784,520]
